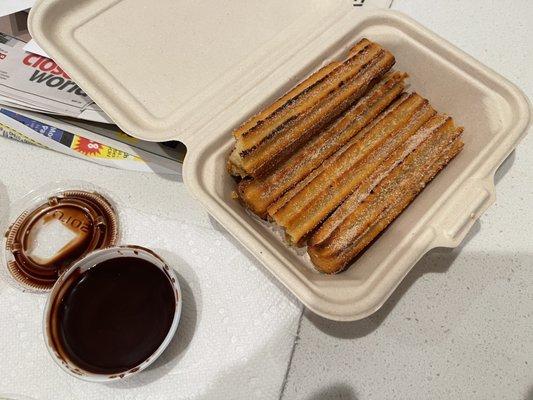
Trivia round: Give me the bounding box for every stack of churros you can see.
[227,38,463,274]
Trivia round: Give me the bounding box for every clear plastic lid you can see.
[1,182,119,292]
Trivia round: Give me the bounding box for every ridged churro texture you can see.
[228,39,396,178]
[227,38,464,274]
[308,118,464,273]
[238,71,408,218]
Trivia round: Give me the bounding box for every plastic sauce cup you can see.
[43,246,182,382]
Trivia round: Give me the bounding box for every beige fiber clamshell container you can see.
[29,0,531,321]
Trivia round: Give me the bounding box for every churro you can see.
[228,39,395,178]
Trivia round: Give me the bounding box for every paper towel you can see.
[0,207,302,400]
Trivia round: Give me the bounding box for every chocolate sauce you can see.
[51,256,176,374]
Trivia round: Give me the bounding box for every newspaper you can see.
[0,32,113,123]
[0,30,184,174]
[0,106,184,175]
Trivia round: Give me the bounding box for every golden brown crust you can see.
[308,121,464,274]
[246,50,395,178]
[271,93,436,244]
[310,138,464,274]
[232,62,341,141]
[237,72,407,218]
[226,38,465,275]
[229,39,395,178]
[265,92,406,218]
[308,113,449,247]
[237,39,373,149]
[266,92,411,217]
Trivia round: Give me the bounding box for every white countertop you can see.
[0,1,531,399]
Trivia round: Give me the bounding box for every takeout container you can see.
[28,2,531,321]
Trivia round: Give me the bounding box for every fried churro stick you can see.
[238,72,407,218]
[268,93,413,217]
[309,117,464,273]
[233,62,342,141]
[271,93,435,245]
[309,113,450,247]
[227,61,341,177]
[229,39,395,178]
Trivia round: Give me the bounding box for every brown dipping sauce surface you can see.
[51,256,176,374]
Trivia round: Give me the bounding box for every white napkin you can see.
[0,208,301,399]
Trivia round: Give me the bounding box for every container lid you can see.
[28,0,352,143]
[3,189,118,291]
